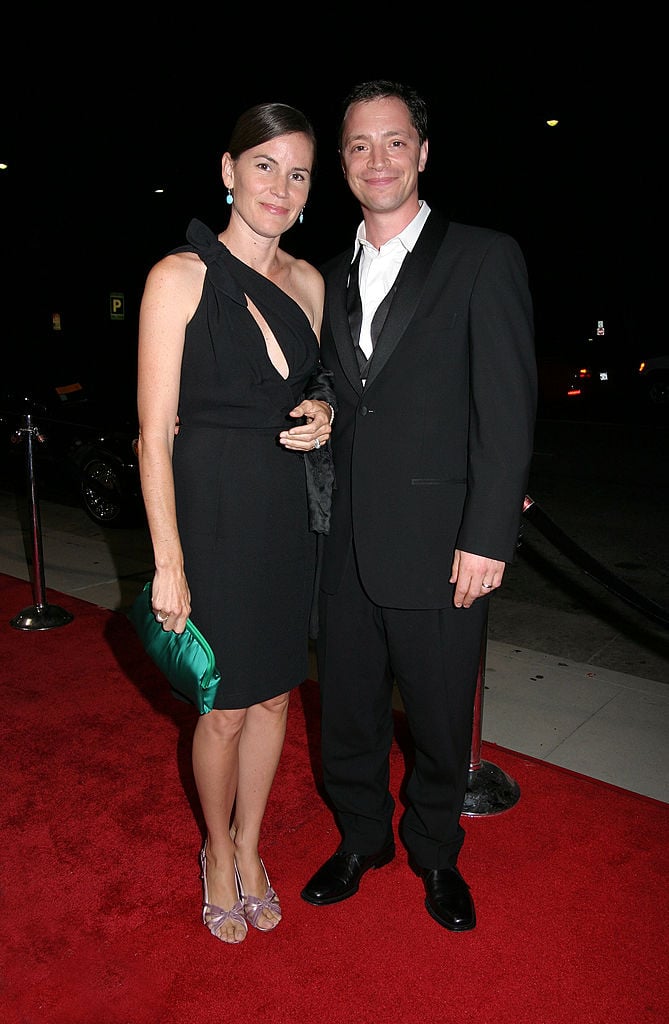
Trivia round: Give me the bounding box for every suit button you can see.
[360,406,374,416]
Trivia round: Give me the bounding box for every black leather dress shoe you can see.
[300,842,395,905]
[421,866,476,931]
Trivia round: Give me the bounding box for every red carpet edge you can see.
[1,574,667,1024]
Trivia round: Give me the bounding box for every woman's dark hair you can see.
[228,102,317,176]
[338,80,429,149]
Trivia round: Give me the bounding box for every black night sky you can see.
[1,10,659,400]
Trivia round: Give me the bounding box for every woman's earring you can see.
[226,188,233,206]
[299,207,305,225]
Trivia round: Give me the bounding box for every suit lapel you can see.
[327,251,365,393]
[364,212,450,387]
[326,211,451,393]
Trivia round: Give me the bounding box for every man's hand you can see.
[450,550,505,608]
[279,399,332,451]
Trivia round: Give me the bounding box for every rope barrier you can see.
[464,492,668,816]
[521,494,669,629]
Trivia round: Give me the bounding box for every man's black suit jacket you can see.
[318,210,538,610]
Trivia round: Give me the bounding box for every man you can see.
[300,81,537,931]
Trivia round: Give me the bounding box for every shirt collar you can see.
[352,200,431,261]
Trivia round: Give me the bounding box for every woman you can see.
[136,103,334,944]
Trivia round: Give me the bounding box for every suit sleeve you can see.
[302,361,337,413]
[455,232,538,562]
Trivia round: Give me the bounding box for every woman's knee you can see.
[198,706,246,741]
[258,692,290,716]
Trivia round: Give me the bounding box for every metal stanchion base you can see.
[10,604,74,630]
[462,759,520,817]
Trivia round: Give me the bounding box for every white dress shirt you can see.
[353,201,431,361]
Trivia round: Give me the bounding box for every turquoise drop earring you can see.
[226,188,233,206]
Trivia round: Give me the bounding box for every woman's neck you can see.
[218,222,282,278]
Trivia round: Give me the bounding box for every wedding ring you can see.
[156,613,167,623]
[313,438,321,449]
[481,582,492,589]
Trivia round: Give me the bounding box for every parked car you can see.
[534,314,645,420]
[637,354,669,408]
[0,377,143,527]
[537,340,627,412]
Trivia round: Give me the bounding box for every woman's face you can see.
[222,132,314,237]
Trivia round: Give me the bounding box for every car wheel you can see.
[80,456,125,526]
[646,373,669,406]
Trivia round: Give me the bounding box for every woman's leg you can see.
[232,691,290,929]
[192,707,246,942]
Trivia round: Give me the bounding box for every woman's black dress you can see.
[171,219,320,709]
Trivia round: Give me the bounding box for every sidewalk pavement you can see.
[1,489,667,804]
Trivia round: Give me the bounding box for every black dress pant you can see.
[316,545,487,869]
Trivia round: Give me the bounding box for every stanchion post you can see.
[9,412,74,630]
[461,614,520,816]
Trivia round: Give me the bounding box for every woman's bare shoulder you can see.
[277,253,324,327]
[143,250,206,303]
[147,249,203,283]
[294,255,324,285]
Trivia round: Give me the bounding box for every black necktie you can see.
[369,286,396,350]
[346,249,368,374]
[347,248,398,377]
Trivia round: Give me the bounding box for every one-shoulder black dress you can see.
[170,220,321,709]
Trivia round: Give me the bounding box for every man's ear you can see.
[419,139,429,173]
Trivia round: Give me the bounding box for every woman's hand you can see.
[150,569,191,634]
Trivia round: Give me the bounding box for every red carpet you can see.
[1,573,667,1024]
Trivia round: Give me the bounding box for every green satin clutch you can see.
[128,582,220,714]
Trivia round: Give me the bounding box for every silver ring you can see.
[481,582,492,589]
[156,613,167,623]
[313,438,321,449]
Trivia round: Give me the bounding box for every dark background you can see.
[1,13,666,676]
[0,10,660,406]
